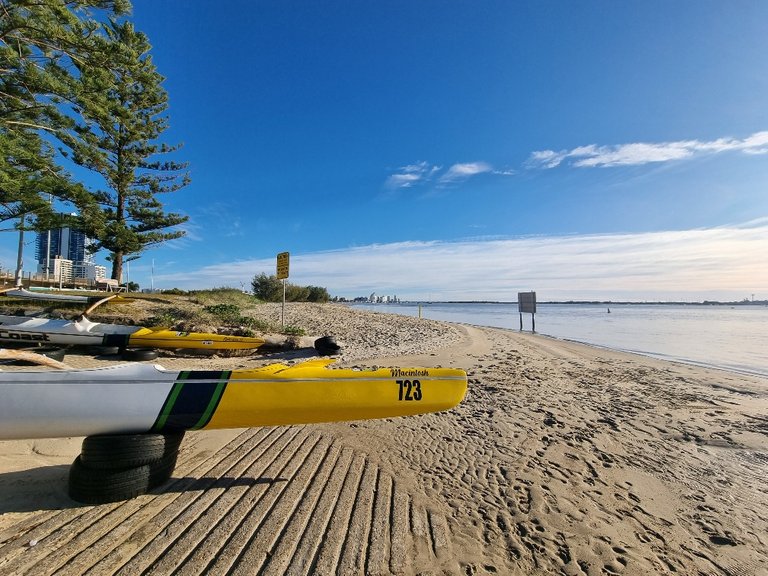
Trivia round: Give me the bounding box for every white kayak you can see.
[1,288,98,303]
[0,314,266,351]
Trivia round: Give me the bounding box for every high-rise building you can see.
[36,226,94,265]
[36,223,99,281]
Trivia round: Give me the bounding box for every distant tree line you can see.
[251,273,330,303]
[1,0,188,282]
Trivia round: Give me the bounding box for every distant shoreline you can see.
[354,299,768,306]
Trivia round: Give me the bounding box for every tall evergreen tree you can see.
[63,19,188,281]
[0,0,128,228]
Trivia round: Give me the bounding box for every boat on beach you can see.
[0,359,468,440]
[0,314,266,351]
[0,287,102,304]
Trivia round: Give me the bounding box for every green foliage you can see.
[251,273,330,303]
[251,273,283,302]
[282,325,307,336]
[202,301,272,330]
[306,285,331,303]
[144,306,194,328]
[161,287,188,295]
[203,303,241,320]
[58,19,189,280]
[191,287,253,307]
[285,283,309,302]
[0,0,127,229]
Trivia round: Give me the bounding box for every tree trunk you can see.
[111,252,123,283]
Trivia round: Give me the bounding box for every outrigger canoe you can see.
[0,359,467,440]
[0,314,265,351]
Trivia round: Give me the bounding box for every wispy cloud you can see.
[385,161,440,188]
[154,221,768,302]
[527,131,768,169]
[385,160,496,190]
[438,162,492,185]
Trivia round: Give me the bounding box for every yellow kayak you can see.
[125,327,265,350]
[0,359,468,439]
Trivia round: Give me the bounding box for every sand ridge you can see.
[0,303,766,575]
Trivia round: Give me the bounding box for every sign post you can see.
[276,252,290,327]
[518,291,537,332]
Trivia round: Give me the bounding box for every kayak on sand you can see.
[0,359,468,440]
[0,314,265,351]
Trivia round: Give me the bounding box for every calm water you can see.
[351,302,768,377]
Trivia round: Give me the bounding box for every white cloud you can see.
[438,162,492,184]
[528,131,768,169]
[386,161,496,189]
[154,221,768,302]
[385,161,440,188]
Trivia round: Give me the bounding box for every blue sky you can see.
[3,1,767,301]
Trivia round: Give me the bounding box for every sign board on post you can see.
[277,252,290,327]
[518,291,536,313]
[276,252,290,280]
[518,291,537,332]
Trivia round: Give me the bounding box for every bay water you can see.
[351,302,768,378]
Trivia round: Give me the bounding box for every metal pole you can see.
[45,194,53,282]
[14,214,24,287]
[58,218,63,289]
[281,279,286,327]
[45,228,51,281]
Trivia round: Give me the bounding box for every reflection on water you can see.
[351,302,768,377]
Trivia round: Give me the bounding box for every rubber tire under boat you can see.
[121,348,159,361]
[68,451,178,505]
[80,432,185,470]
[87,345,121,356]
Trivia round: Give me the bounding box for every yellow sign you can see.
[276,252,290,279]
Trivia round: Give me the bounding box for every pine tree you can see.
[0,0,127,228]
[63,19,188,281]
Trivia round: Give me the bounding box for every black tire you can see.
[81,432,184,469]
[87,345,122,356]
[314,335,340,356]
[148,450,179,489]
[68,452,179,504]
[121,348,159,361]
[68,456,153,504]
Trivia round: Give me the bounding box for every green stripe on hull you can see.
[151,371,231,432]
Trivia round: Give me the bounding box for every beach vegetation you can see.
[281,325,307,336]
[0,0,129,232]
[251,273,330,303]
[59,18,189,282]
[2,1,188,282]
[190,287,252,307]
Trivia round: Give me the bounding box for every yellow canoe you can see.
[0,359,468,439]
[126,327,265,350]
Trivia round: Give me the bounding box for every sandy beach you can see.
[0,303,766,575]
